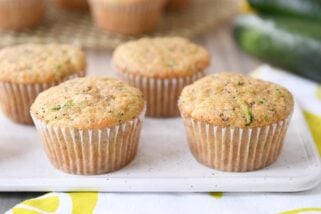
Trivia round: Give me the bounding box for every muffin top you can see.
[178,73,294,128]
[113,37,210,78]
[31,77,145,129]
[0,44,86,84]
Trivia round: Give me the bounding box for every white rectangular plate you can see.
[0,104,320,192]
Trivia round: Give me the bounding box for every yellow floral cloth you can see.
[6,66,321,214]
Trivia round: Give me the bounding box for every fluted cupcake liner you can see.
[0,0,45,30]
[182,116,292,172]
[89,0,166,35]
[0,72,85,125]
[119,71,205,118]
[32,112,145,175]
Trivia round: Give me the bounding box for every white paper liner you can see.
[32,112,145,175]
[119,71,205,117]
[182,116,292,172]
[0,71,85,124]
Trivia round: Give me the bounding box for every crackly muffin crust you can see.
[31,77,145,129]
[178,72,294,128]
[113,37,210,78]
[0,44,86,84]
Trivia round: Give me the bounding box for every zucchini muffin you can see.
[54,0,89,10]
[31,77,145,175]
[178,72,294,172]
[0,0,45,31]
[0,44,86,124]
[113,37,210,117]
[89,0,165,35]
[166,0,191,11]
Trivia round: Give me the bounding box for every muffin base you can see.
[182,116,291,172]
[0,72,85,125]
[32,113,144,175]
[89,0,165,35]
[0,0,45,31]
[119,71,205,118]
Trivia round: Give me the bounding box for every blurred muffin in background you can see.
[166,0,191,11]
[0,0,45,31]
[113,37,210,117]
[89,0,165,35]
[54,0,89,10]
[0,44,86,124]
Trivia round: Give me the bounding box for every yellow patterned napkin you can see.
[6,65,321,214]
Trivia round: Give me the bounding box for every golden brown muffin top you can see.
[31,77,145,129]
[113,37,210,78]
[178,73,294,128]
[0,44,86,84]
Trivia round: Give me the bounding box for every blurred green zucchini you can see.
[248,0,321,20]
[234,14,321,82]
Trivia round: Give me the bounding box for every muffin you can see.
[89,0,165,35]
[0,0,45,31]
[31,77,145,175]
[54,0,89,10]
[113,37,210,117]
[178,72,294,172]
[0,44,86,124]
[166,0,191,11]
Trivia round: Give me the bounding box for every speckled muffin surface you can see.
[0,44,86,84]
[113,37,210,78]
[31,77,145,129]
[178,72,294,128]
